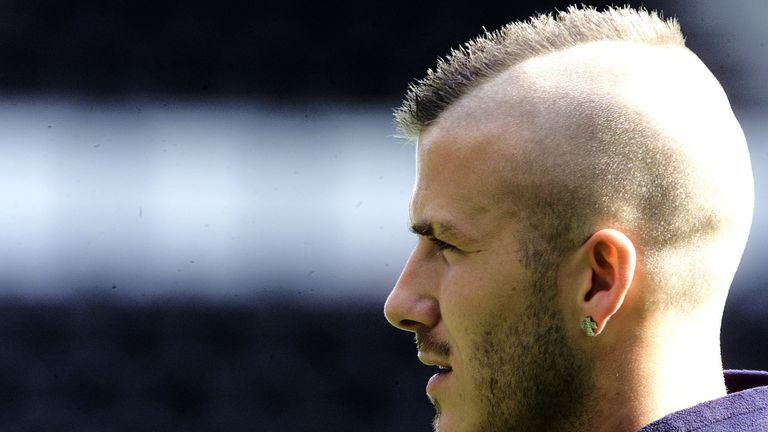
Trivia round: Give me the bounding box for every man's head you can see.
[384,6,754,432]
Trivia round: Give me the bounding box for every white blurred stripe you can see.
[0,99,415,301]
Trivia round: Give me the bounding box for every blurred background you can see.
[0,0,765,430]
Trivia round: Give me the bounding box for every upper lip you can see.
[418,352,452,370]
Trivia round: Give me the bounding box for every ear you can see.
[567,229,637,336]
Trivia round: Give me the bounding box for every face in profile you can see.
[384,111,591,432]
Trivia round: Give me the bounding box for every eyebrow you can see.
[409,220,471,243]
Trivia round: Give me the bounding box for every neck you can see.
[589,312,726,432]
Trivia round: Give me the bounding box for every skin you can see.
[386,117,593,431]
[385,41,750,432]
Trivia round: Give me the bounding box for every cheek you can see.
[441,259,527,316]
[440,261,531,364]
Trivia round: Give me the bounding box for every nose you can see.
[384,246,440,332]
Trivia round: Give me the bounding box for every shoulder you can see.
[638,370,768,432]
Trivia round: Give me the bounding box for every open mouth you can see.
[418,351,453,377]
[420,356,452,372]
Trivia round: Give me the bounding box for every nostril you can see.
[399,319,422,330]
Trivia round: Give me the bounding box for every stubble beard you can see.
[450,266,593,432]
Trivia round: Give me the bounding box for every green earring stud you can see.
[581,316,598,337]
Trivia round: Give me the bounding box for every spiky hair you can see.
[394,5,684,138]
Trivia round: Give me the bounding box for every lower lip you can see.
[426,370,452,394]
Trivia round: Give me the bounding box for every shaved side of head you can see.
[479,41,751,311]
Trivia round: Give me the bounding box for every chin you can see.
[432,412,448,432]
[432,408,476,432]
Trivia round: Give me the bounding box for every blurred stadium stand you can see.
[0,299,434,431]
[0,0,683,101]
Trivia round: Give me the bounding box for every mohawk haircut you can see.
[395,5,684,138]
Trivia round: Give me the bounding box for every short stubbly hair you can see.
[394,5,684,138]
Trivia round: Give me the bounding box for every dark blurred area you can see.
[0,0,765,430]
[2,0,747,103]
[0,299,433,431]
[0,0,599,99]
[2,0,762,106]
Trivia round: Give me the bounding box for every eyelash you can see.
[430,237,459,252]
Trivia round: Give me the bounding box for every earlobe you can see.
[578,229,637,336]
[581,315,599,337]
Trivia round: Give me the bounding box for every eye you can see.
[430,237,459,253]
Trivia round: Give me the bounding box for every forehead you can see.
[410,116,519,232]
